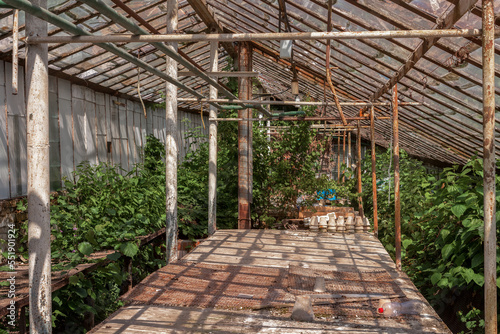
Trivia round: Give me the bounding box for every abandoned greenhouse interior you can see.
[0,0,499,333]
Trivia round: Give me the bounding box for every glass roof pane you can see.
[409,0,453,18]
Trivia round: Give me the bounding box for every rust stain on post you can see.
[342,131,346,183]
[482,1,497,333]
[348,131,351,171]
[392,85,401,271]
[370,106,378,237]
[357,121,363,217]
[337,133,341,180]
[238,42,251,229]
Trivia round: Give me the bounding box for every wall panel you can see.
[0,62,208,199]
[6,65,26,197]
[58,78,73,181]
[0,61,9,198]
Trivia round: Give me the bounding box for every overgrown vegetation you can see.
[2,136,169,333]
[359,148,500,333]
[5,55,495,332]
[177,105,342,230]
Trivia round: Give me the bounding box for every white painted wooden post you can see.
[165,0,178,263]
[26,0,51,331]
[208,40,218,235]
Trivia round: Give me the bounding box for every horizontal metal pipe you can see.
[27,28,500,44]
[181,98,421,106]
[267,127,370,131]
[211,116,374,121]
[266,126,370,130]
[267,124,367,129]
[179,71,259,77]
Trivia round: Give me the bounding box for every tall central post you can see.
[165,0,178,263]
[370,106,378,237]
[337,134,341,180]
[392,84,401,271]
[26,0,51,331]
[356,121,363,217]
[342,131,346,183]
[238,42,252,229]
[482,0,497,332]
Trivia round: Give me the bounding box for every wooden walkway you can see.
[91,229,451,333]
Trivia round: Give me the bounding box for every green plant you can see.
[359,149,500,331]
[457,308,485,334]
[52,262,127,333]
[48,161,165,267]
[143,135,165,174]
[10,135,172,331]
[252,107,339,223]
[177,116,239,235]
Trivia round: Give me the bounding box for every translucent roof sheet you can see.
[0,0,499,164]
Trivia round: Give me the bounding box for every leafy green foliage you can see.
[177,117,239,234]
[51,262,127,333]
[177,104,346,229]
[252,107,340,224]
[11,136,170,332]
[49,160,165,265]
[457,308,485,334]
[359,149,500,331]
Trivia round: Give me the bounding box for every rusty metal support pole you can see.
[348,131,351,172]
[30,28,500,46]
[165,0,178,263]
[342,131,346,183]
[12,9,18,95]
[356,121,363,217]
[392,84,401,271]
[26,0,51,331]
[337,134,340,180]
[238,42,251,229]
[482,1,497,332]
[370,106,378,237]
[208,40,218,235]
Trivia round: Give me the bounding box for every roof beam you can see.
[445,0,500,27]
[186,0,236,58]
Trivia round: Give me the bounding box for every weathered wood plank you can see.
[118,98,129,171]
[6,64,26,197]
[127,100,138,166]
[110,99,121,166]
[72,85,86,171]
[58,78,74,181]
[85,87,97,165]
[0,60,9,199]
[49,77,61,190]
[92,230,452,334]
[96,92,107,164]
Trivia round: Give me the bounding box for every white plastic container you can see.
[319,215,328,232]
[378,300,424,316]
